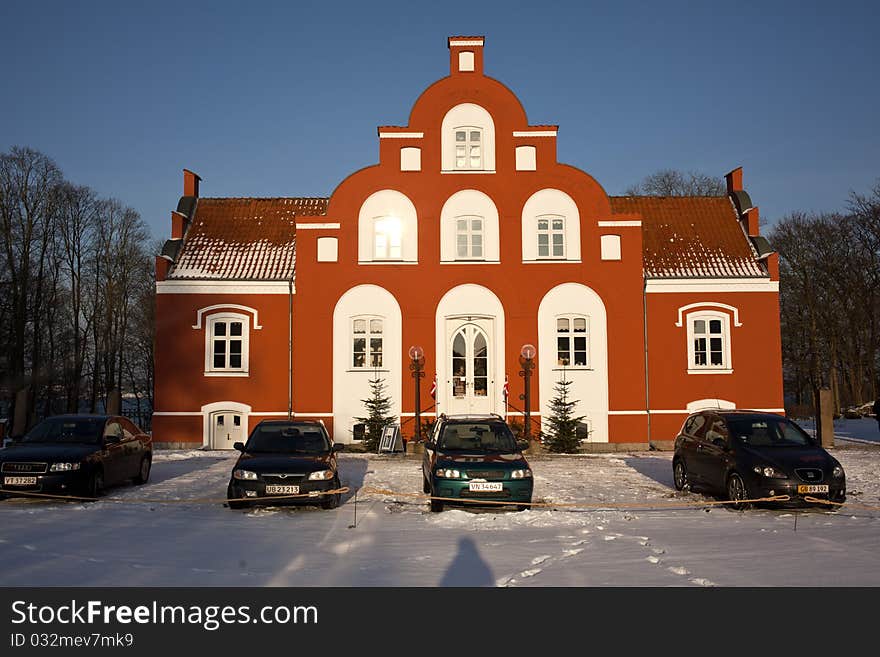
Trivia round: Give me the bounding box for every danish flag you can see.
[430,373,437,399]
[503,374,509,400]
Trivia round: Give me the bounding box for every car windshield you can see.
[245,424,330,454]
[438,423,517,452]
[726,416,815,447]
[22,417,104,445]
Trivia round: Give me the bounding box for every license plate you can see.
[265,485,299,495]
[4,476,37,486]
[469,482,503,492]
[797,484,828,494]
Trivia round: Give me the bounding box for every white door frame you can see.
[445,317,495,415]
[201,401,252,449]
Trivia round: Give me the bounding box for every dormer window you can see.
[537,215,565,259]
[454,128,482,169]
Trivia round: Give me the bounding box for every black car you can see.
[0,414,153,500]
[422,414,533,512]
[227,420,343,510]
[672,410,846,509]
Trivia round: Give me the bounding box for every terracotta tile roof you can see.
[609,196,766,278]
[168,197,328,280]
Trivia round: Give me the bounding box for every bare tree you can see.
[624,169,727,196]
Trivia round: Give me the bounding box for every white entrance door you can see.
[211,412,244,449]
[446,319,494,415]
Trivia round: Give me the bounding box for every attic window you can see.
[458,51,475,72]
[454,128,482,169]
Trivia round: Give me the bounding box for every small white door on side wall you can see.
[211,412,244,449]
[446,318,494,416]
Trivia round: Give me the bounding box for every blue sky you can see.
[2,0,878,241]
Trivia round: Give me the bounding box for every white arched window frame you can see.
[204,312,250,377]
[351,315,385,369]
[684,310,733,374]
[441,104,496,173]
[555,314,590,369]
[439,190,500,263]
[357,190,418,263]
[521,189,581,262]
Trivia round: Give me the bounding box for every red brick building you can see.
[153,36,783,449]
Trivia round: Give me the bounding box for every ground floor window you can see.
[556,315,589,367]
[353,317,384,368]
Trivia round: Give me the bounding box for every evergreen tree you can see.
[355,376,395,452]
[543,377,585,453]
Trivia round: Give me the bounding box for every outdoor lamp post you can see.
[519,344,536,441]
[409,345,425,442]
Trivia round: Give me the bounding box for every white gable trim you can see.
[645,279,777,293]
[157,281,294,294]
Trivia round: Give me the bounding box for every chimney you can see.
[725,167,743,194]
[448,36,485,76]
[183,169,201,197]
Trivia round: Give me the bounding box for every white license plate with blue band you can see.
[469,482,503,492]
[265,485,299,495]
[4,476,37,486]
[797,484,828,494]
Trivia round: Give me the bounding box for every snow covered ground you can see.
[1,437,879,587]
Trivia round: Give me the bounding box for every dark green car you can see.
[422,414,533,512]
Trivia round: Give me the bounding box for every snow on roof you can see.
[168,197,328,281]
[610,196,767,279]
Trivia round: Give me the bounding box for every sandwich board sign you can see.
[378,424,403,453]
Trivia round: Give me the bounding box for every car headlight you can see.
[753,465,787,479]
[233,469,258,481]
[832,465,844,478]
[435,468,464,479]
[511,469,532,479]
[308,470,334,481]
[49,462,81,472]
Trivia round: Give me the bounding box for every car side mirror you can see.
[711,437,728,449]
[424,440,435,450]
[333,443,344,452]
[104,434,121,445]
[516,440,529,452]
[233,442,245,452]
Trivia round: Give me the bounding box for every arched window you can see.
[357,190,418,263]
[441,104,495,172]
[439,190,499,262]
[521,189,581,262]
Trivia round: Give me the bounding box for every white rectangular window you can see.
[600,234,622,260]
[374,217,402,260]
[515,145,536,171]
[454,127,482,170]
[455,215,484,259]
[206,314,249,375]
[538,216,565,258]
[686,312,732,373]
[352,317,384,368]
[556,315,589,367]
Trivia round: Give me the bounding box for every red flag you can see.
[430,373,437,399]
[503,374,509,400]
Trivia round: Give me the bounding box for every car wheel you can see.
[422,475,431,494]
[321,478,341,509]
[133,455,151,485]
[726,473,750,510]
[227,485,247,510]
[85,469,105,501]
[673,459,689,491]
[429,497,444,512]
